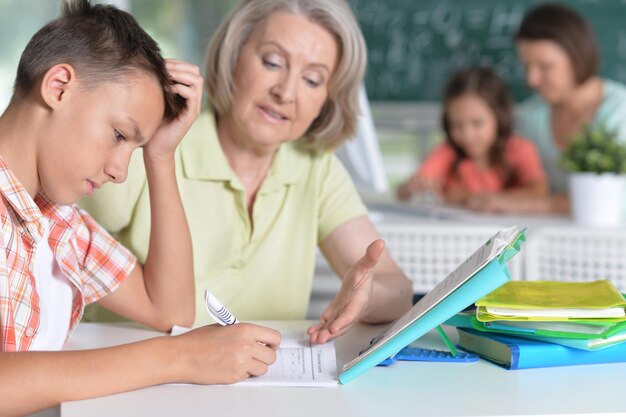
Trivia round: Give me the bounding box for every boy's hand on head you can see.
[307,240,384,344]
[144,59,203,162]
[173,323,281,385]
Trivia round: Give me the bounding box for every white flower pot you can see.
[570,173,626,227]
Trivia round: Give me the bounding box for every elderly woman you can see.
[511,3,626,213]
[81,0,412,343]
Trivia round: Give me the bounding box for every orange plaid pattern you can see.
[0,156,137,351]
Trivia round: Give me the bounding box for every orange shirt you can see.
[0,156,137,351]
[418,136,546,194]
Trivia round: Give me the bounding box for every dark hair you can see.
[13,0,184,120]
[442,67,514,185]
[515,3,598,85]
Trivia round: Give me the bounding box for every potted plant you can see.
[560,124,626,227]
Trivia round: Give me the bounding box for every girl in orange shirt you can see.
[398,67,548,213]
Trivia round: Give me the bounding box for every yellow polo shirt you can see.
[79,111,367,323]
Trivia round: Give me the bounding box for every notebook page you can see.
[238,332,337,387]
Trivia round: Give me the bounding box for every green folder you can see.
[475,280,626,322]
[446,311,626,340]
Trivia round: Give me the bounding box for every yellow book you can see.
[475,280,626,322]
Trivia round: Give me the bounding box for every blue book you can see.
[339,227,525,384]
[458,328,626,369]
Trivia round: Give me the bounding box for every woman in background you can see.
[515,3,626,213]
[80,0,412,343]
[398,67,547,213]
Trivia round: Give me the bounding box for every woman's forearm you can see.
[360,273,413,323]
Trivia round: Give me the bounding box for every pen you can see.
[204,289,239,326]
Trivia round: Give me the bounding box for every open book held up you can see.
[339,226,526,384]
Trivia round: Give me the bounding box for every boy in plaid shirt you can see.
[0,1,280,415]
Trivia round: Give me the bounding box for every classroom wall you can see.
[348,0,626,102]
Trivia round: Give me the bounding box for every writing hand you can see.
[174,323,281,385]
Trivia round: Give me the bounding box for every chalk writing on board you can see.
[348,0,626,102]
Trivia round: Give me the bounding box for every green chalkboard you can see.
[348,0,626,102]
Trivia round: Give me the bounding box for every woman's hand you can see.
[308,240,385,344]
[143,59,203,162]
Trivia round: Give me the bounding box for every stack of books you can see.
[446,280,626,369]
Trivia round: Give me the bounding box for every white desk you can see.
[364,198,574,228]
[37,322,626,417]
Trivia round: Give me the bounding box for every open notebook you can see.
[238,331,336,387]
[171,327,337,387]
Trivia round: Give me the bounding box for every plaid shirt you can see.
[0,156,137,351]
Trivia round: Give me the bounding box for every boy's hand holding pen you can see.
[204,289,239,326]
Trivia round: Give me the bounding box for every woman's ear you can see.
[40,63,76,109]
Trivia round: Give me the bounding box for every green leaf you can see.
[559,123,626,174]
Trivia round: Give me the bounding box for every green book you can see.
[484,319,613,335]
[515,328,626,351]
[446,311,626,340]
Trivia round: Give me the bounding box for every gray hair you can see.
[205,0,367,151]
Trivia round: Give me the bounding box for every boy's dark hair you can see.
[13,0,184,120]
[515,3,598,85]
[441,67,514,185]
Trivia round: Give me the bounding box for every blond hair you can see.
[205,0,366,151]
